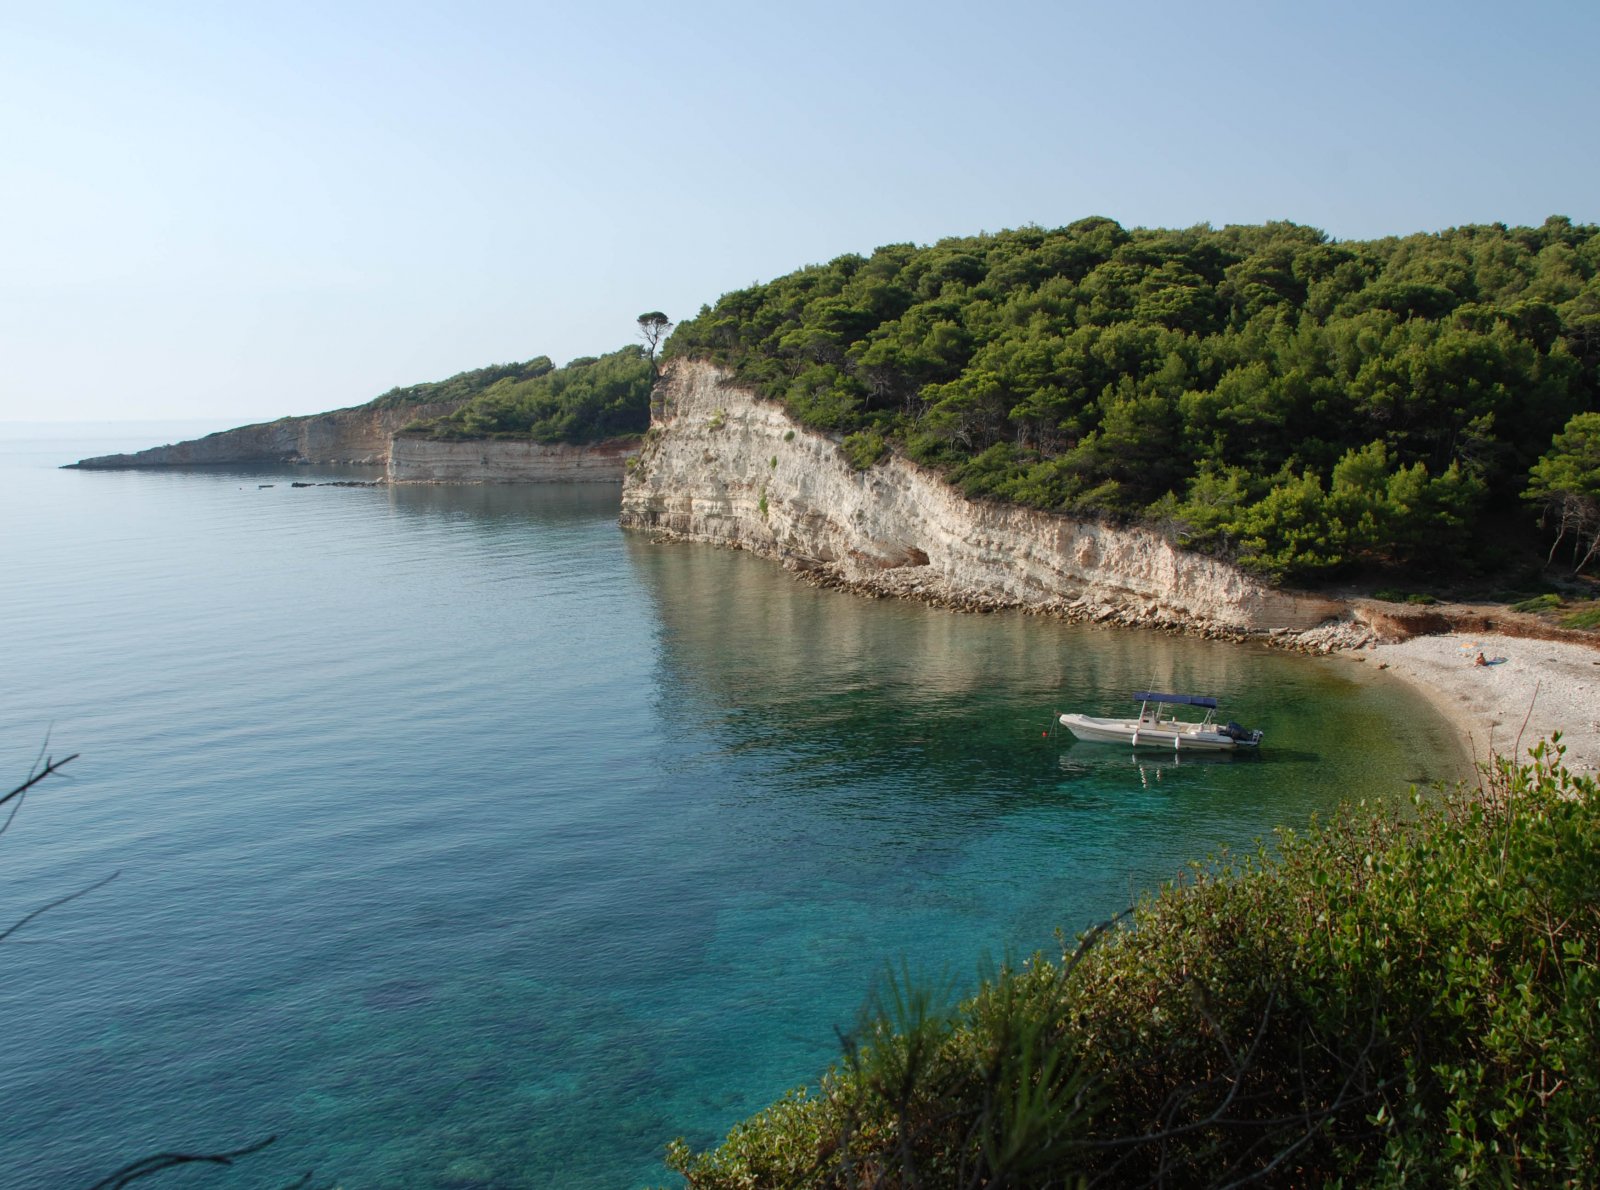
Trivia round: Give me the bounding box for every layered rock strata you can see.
[68,403,461,468]
[387,436,637,483]
[620,361,1363,646]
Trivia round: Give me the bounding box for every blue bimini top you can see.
[1133,691,1220,709]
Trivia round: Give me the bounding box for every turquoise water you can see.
[0,427,1464,1188]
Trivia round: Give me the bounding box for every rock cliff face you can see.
[387,436,637,482]
[620,361,1352,640]
[68,403,462,468]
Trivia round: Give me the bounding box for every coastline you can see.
[63,371,1600,782]
[1352,632,1600,778]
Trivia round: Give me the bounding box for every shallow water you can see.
[0,428,1464,1187]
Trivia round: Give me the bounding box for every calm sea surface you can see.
[0,425,1465,1188]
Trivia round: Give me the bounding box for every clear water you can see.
[0,427,1465,1188]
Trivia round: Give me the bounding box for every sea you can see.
[0,423,1466,1188]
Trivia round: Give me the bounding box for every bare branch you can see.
[0,745,296,1188]
[0,751,78,839]
[0,870,119,944]
[85,1136,278,1189]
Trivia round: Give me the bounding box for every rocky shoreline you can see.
[62,389,638,482]
[620,361,1401,653]
[624,362,1600,772]
[386,435,634,482]
[636,525,1382,651]
[621,361,1351,638]
[644,526,1600,772]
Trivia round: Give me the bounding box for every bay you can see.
[0,426,1464,1188]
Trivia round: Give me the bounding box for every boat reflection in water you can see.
[1058,740,1258,778]
[1122,747,1257,788]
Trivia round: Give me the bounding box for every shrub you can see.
[1560,604,1600,629]
[1510,593,1563,613]
[841,431,888,471]
[669,745,1600,1187]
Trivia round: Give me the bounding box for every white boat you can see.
[1058,692,1263,752]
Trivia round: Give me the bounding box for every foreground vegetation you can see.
[668,745,1600,1187]
[667,218,1600,583]
[403,346,653,443]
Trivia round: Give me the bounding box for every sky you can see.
[3,0,1597,424]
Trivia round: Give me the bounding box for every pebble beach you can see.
[1360,632,1600,778]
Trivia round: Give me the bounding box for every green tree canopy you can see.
[1525,411,1600,571]
[668,217,1599,583]
[365,357,553,411]
[406,346,653,444]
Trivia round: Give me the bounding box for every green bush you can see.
[1511,593,1564,613]
[842,431,888,470]
[669,745,1600,1187]
[1560,604,1600,629]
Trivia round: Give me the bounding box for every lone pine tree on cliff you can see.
[637,311,672,383]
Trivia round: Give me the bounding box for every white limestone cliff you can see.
[387,436,635,482]
[620,361,1356,642]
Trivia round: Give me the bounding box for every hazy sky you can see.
[4,0,1597,423]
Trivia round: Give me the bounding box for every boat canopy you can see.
[1134,691,1219,709]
